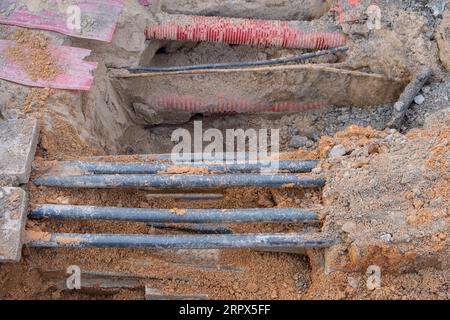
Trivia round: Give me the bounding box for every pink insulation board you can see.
[0,40,97,90]
[0,0,124,42]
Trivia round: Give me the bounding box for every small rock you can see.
[429,197,444,208]
[351,158,369,169]
[347,277,359,289]
[329,144,347,158]
[427,0,450,17]
[384,134,394,143]
[312,167,322,175]
[289,135,314,149]
[422,86,431,94]
[414,94,425,105]
[394,101,404,112]
[351,148,364,157]
[338,114,349,122]
[309,131,320,142]
[380,233,393,243]
[387,129,397,135]
[257,52,268,60]
[295,273,310,290]
[341,222,357,234]
[424,31,433,39]
[438,232,447,240]
[368,143,381,155]
[56,196,70,204]
[413,199,424,209]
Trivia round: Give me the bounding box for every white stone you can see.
[414,94,425,105]
[329,145,347,158]
[380,233,393,243]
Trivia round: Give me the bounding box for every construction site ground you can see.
[0,0,449,300]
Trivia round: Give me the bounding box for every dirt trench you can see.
[0,0,449,300]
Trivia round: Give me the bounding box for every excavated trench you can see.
[21,42,337,300]
[107,42,406,155]
[62,0,415,157]
[27,58,404,298]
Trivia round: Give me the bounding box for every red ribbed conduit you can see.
[152,95,326,113]
[145,15,346,49]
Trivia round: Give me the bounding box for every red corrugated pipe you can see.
[145,15,346,49]
[151,95,326,113]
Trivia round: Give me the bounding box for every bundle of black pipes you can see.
[26,233,337,251]
[29,156,335,251]
[27,205,336,251]
[34,174,325,189]
[34,159,325,189]
[30,206,320,224]
[55,159,319,174]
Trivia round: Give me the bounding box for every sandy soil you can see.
[0,0,449,300]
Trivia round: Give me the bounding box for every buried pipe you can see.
[127,47,348,73]
[33,174,326,189]
[145,15,346,49]
[30,205,319,224]
[26,232,337,250]
[82,152,295,162]
[58,160,319,174]
[38,268,190,290]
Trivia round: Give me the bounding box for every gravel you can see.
[329,145,347,158]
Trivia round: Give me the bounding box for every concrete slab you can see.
[0,187,28,262]
[0,118,39,186]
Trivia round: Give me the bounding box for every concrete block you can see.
[0,187,28,262]
[0,118,39,186]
